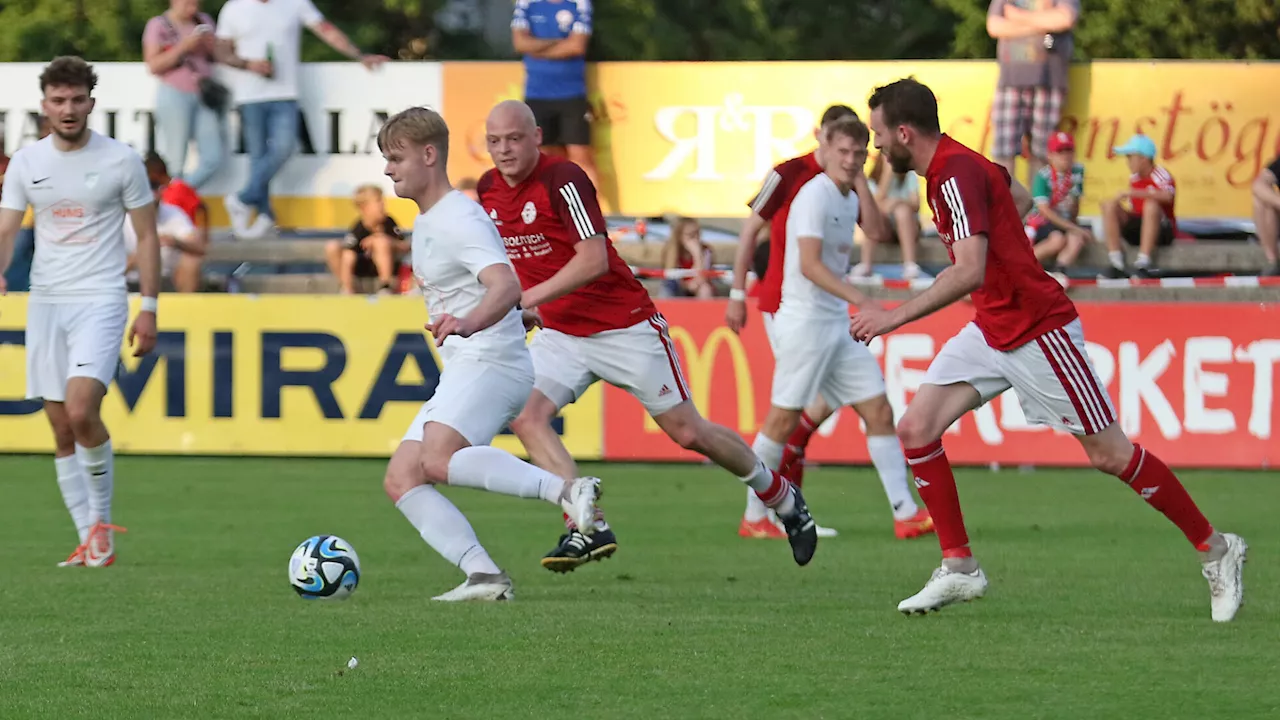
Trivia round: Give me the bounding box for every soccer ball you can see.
[289,535,361,600]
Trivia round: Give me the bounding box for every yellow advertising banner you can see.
[0,295,603,458]
[442,61,1280,220]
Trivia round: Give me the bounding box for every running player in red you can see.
[479,100,818,571]
[727,104,933,542]
[852,78,1246,620]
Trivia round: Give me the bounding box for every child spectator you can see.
[324,185,409,294]
[1025,131,1090,274]
[661,216,716,299]
[1253,155,1280,276]
[1100,134,1176,278]
[867,152,922,279]
[133,152,208,292]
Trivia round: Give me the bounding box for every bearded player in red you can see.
[478,100,818,572]
[727,103,934,542]
[850,78,1246,621]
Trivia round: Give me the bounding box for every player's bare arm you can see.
[428,263,523,347]
[851,233,988,343]
[853,173,891,244]
[0,207,24,289]
[127,202,160,356]
[1254,169,1280,210]
[309,20,388,69]
[726,212,767,333]
[520,235,608,310]
[796,235,874,308]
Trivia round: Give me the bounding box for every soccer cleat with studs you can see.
[777,487,818,566]
[540,528,618,573]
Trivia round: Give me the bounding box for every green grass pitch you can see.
[0,456,1275,719]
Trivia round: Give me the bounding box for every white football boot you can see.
[1202,533,1247,622]
[561,477,601,536]
[898,564,988,615]
[84,522,126,568]
[57,544,87,567]
[432,572,515,602]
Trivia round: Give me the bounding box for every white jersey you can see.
[124,202,194,281]
[780,173,860,321]
[0,132,152,301]
[412,190,530,374]
[217,0,324,104]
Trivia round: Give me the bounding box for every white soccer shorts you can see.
[25,299,128,402]
[924,318,1116,435]
[769,316,887,410]
[401,361,534,447]
[529,313,690,417]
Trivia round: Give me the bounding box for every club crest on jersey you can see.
[556,9,574,31]
[84,172,99,189]
[488,208,502,226]
[521,201,537,224]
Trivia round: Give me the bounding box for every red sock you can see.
[778,413,819,487]
[904,440,971,558]
[754,470,792,508]
[1119,445,1213,549]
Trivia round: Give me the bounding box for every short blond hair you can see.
[354,184,383,207]
[377,106,449,164]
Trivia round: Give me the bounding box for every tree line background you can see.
[0,0,1275,64]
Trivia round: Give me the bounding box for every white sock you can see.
[1108,250,1125,269]
[743,433,785,521]
[446,446,566,506]
[54,455,92,543]
[76,440,113,525]
[866,435,919,521]
[395,485,502,576]
[1135,252,1151,268]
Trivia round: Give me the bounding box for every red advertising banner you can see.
[602,301,1280,469]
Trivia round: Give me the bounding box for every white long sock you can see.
[395,485,502,576]
[76,440,113,525]
[54,455,92,543]
[1108,250,1125,270]
[446,446,566,505]
[866,435,918,521]
[743,433,786,521]
[742,434,795,516]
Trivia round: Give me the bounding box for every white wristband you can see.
[728,289,747,301]
[140,296,158,313]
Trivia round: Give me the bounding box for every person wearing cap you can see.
[1099,133,1176,278]
[1252,154,1280,276]
[1025,131,1089,275]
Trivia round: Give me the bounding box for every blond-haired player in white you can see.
[752,115,920,533]
[0,57,160,568]
[376,106,601,602]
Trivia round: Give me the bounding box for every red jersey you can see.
[1129,165,1177,232]
[161,179,202,223]
[746,152,822,314]
[925,135,1077,351]
[477,154,654,336]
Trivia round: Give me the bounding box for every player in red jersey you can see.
[727,105,934,542]
[479,100,818,571]
[850,78,1246,620]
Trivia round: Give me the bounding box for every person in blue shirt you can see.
[511,0,599,191]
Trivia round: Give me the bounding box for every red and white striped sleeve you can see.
[935,158,992,241]
[548,162,606,241]
[1151,166,1176,195]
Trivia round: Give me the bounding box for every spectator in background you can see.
[457,177,480,203]
[1253,156,1280,276]
[324,185,408,295]
[216,0,388,240]
[144,152,209,292]
[511,0,600,192]
[0,116,51,293]
[1025,131,1089,274]
[986,0,1079,188]
[143,0,229,191]
[867,151,922,280]
[124,164,206,293]
[1100,134,1176,279]
[661,216,716,299]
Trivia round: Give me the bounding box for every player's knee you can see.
[418,455,451,486]
[509,407,550,438]
[382,463,422,502]
[1085,440,1130,476]
[895,410,938,450]
[862,399,896,436]
[665,415,705,452]
[65,401,96,438]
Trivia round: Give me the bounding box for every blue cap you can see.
[1113,134,1157,160]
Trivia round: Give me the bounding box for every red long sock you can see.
[778,412,819,487]
[904,440,971,558]
[754,470,792,508]
[1118,445,1213,549]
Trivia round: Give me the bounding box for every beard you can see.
[53,120,88,143]
[885,143,914,174]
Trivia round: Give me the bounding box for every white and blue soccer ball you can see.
[289,535,361,600]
